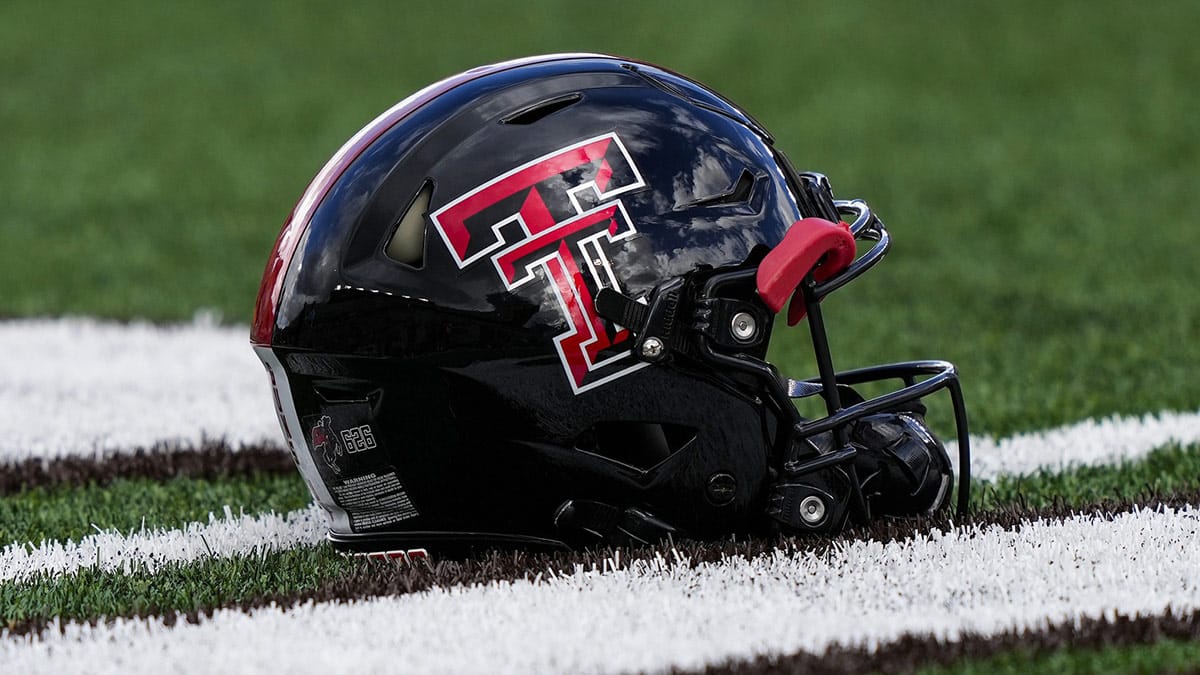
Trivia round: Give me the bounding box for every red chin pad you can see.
[756,218,856,326]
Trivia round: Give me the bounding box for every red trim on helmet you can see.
[250,53,611,345]
[756,218,856,326]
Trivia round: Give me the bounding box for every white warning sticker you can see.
[330,471,420,531]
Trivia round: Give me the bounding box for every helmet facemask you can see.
[594,170,971,534]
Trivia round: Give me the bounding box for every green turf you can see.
[0,545,351,628]
[4,1,1195,667]
[1,2,1196,667]
[972,443,1200,512]
[4,443,1195,552]
[0,473,311,546]
[1,445,1195,629]
[915,638,1200,675]
[1,1,1196,437]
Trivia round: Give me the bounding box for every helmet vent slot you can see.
[677,169,757,209]
[501,93,582,125]
[576,421,696,471]
[384,180,431,267]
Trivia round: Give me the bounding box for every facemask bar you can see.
[695,176,971,519]
[593,175,972,525]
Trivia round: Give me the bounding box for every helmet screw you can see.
[799,495,826,525]
[706,472,737,505]
[730,312,757,342]
[640,336,665,360]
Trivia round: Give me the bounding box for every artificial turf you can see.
[1,1,1197,438]
[2,2,1197,671]
[3,443,1199,631]
[0,472,311,546]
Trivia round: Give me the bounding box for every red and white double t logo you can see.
[430,133,649,394]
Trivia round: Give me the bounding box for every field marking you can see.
[953,408,1200,479]
[0,505,325,583]
[4,318,1199,480]
[0,317,278,462]
[3,316,1199,586]
[3,507,1198,674]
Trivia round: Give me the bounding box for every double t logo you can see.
[430,133,649,394]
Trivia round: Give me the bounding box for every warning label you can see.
[330,471,420,531]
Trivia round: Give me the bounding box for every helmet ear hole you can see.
[578,421,697,471]
[384,181,431,267]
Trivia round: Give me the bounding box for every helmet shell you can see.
[253,54,810,546]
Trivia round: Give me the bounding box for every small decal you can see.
[339,424,377,453]
[362,548,430,564]
[329,471,420,530]
[310,414,344,474]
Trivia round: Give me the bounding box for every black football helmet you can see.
[251,54,970,554]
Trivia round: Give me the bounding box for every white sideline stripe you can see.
[0,317,278,462]
[6,428,1193,587]
[4,508,1198,674]
[0,505,326,583]
[4,317,1200,478]
[1,315,1198,586]
[952,408,1200,479]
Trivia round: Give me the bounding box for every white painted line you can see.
[4,507,1198,674]
[3,316,1199,479]
[0,505,325,583]
[0,317,279,462]
[952,409,1200,479]
[6,409,1194,582]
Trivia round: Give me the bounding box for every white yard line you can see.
[3,317,1200,586]
[953,408,1200,479]
[6,417,1193,583]
[0,505,325,582]
[4,317,1200,477]
[0,317,278,462]
[4,507,1198,674]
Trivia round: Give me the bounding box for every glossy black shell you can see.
[262,55,814,547]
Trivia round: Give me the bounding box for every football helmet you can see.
[251,54,970,554]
